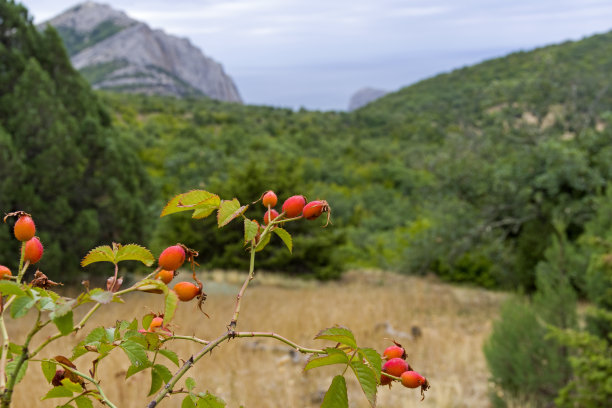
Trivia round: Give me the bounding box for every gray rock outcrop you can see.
[348,87,388,111]
[42,2,242,102]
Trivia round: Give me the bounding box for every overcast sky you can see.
[19,0,612,111]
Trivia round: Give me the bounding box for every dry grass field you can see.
[7,269,506,407]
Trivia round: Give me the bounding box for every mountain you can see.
[41,2,242,102]
[347,87,388,111]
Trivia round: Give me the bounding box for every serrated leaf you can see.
[116,244,155,266]
[50,299,76,320]
[148,369,163,396]
[182,395,197,408]
[84,327,109,345]
[120,340,148,368]
[350,361,377,407]
[61,378,84,393]
[163,289,179,326]
[244,219,259,243]
[39,297,55,311]
[161,190,220,217]
[359,348,382,382]
[41,361,56,383]
[217,199,248,227]
[304,348,349,371]
[315,326,357,349]
[75,396,94,408]
[185,377,196,392]
[81,245,115,267]
[136,279,169,294]
[154,364,173,383]
[321,375,348,408]
[53,311,74,336]
[159,349,179,367]
[10,295,36,319]
[6,360,27,385]
[0,281,26,296]
[255,232,271,252]
[126,361,152,378]
[42,385,73,400]
[142,314,154,331]
[273,228,292,253]
[90,291,114,305]
[194,392,226,407]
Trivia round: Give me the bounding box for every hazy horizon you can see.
[20,0,612,110]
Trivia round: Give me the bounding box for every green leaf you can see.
[84,327,109,345]
[6,360,27,385]
[350,361,377,407]
[50,299,76,319]
[314,326,357,349]
[53,311,74,336]
[217,199,248,227]
[38,297,55,311]
[61,378,84,393]
[120,340,149,368]
[90,290,114,305]
[116,244,155,266]
[321,375,348,408]
[42,386,73,400]
[80,245,115,266]
[161,190,220,218]
[159,349,179,367]
[10,295,36,318]
[273,228,292,253]
[148,368,163,396]
[194,392,226,407]
[154,364,173,383]
[304,348,349,371]
[142,314,154,331]
[0,281,26,297]
[182,395,197,408]
[41,360,57,383]
[244,219,260,243]
[359,348,382,382]
[255,232,271,252]
[185,377,196,392]
[163,289,179,326]
[126,361,152,378]
[75,396,94,408]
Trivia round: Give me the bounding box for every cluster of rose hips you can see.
[155,244,203,303]
[1,212,44,279]
[380,341,430,400]
[261,191,330,226]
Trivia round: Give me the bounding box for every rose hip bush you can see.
[0,191,429,407]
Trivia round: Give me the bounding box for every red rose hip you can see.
[159,245,186,271]
[302,200,329,220]
[400,371,427,389]
[383,345,406,360]
[263,209,280,224]
[24,237,44,264]
[0,266,12,280]
[262,191,277,207]
[281,195,306,218]
[156,269,175,284]
[14,215,35,241]
[174,281,201,301]
[381,357,410,382]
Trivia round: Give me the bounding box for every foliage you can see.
[0,0,154,279]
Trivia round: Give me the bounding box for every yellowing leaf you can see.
[217,199,248,227]
[161,190,220,217]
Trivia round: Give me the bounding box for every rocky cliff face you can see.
[348,87,388,111]
[42,2,242,102]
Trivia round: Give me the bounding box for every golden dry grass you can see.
[7,270,506,407]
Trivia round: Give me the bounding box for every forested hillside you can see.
[99,30,612,290]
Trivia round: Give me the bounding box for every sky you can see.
[19,0,612,111]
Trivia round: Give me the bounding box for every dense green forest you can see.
[1,0,611,406]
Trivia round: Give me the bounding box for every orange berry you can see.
[400,371,427,389]
[156,269,175,285]
[159,245,185,271]
[383,345,406,360]
[173,282,201,302]
[24,237,43,264]
[148,316,164,331]
[262,191,277,207]
[0,266,12,280]
[302,200,329,220]
[263,209,279,224]
[14,215,35,241]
